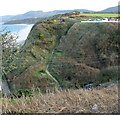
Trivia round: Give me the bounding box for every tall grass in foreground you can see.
[1,84,118,113]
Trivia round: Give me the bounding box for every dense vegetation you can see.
[2,11,120,95]
[49,22,119,88]
[1,11,119,114]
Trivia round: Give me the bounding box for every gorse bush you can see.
[39,33,44,39]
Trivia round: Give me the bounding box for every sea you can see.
[0,23,34,44]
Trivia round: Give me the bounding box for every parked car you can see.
[102,18,109,21]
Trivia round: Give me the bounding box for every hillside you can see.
[1,12,120,114]
[100,5,120,13]
[5,18,75,93]
[0,10,76,23]
[2,5,119,24]
[1,9,120,115]
[49,22,119,88]
[3,13,119,25]
[3,12,119,95]
[3,17,49,25]
[2,10,94,24]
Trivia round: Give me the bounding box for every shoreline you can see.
[0,23,34,45]
[17,24,34,44]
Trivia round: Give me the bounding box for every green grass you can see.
[34,70,49,78]
[77,13,118,18]
[54,52,64,57]
[34,71,44,78]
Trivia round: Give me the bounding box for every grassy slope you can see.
[4,12,120,93]
[6,19,76,93]
[49,22,119,88]
[77,13,118,17]
[2,12,119,114]
[2,83,118,113]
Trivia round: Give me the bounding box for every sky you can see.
[0,0,119,16]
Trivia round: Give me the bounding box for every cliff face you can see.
[6,18,120,92]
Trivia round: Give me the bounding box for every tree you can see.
[0,31,18,75]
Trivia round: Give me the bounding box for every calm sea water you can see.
[0,24,33,44]
[0,24,28,32]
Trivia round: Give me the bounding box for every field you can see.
[77,13,119,18]
[1,83,118,113]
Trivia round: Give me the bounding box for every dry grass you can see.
[1,84,119,113]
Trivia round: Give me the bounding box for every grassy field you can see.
[1,83,118,113]
[77,13,118,17]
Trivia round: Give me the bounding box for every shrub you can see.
[16,89,33,97]
[46,27,55,34]
[95,67,120,84]
[44,19,55,24]
[110,30,120,43]
[39,33,44,39]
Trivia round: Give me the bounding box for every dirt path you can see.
[45,23,77,89]
[45,48,61,89]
